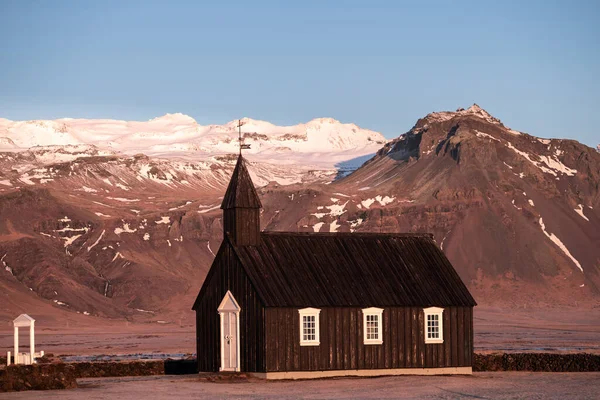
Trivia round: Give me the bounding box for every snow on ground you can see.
[114,223,137,235]
[111,252,124,262]
[475,130,500,142]
[1,254,12,275]
[349,218,363,232]
[574,204,589,222]
[87,230,105,252]
[361,195,395,209]
[94,212,111,217]
[528,199,535,207]
[538,217,583,272]
[198,205,220,214]
[506,142,577,177]
[155,216,170,225]
[329,220,341,232]
[143,233,150,241]
[169,201,192,211]
[313,222,325,232]
[81,186,97,193]
[108,197,140,203]
[0,179,12,186]
[333,192,351,198]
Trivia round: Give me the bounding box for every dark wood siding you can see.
[265,306,473,372]
[195,242,265,372]
[223,208,261,246]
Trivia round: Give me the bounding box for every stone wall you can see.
[474,353,600,372]
[0,361,163,392]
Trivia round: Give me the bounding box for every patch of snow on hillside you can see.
[475,131,500,142]
[155,216,170,225]
[63,234,82,247]
[361,198,376,209]
[81,186,97,193]
[574,204,589,222]
[59,216,71,222]
[143,233,150,241]
[107,197,139,202]
[361,195,395,209]
[114,223,137,235]
[528,199,535,207]
[327,201,348,217]
[538,217,583,272]
[313,222,324,232]
[198,205,220,214]
[350,218,363,233]
[87,230,105,252]
[330,220,341,232]
[1,254,12,275]
[0,180,12,186]
[112,252,124,262]
[94,212,110,217]
[503,162,513,169]
[115,183,129,191]
[169,201,192,211]
[538,155,577,176]
[506,142,576,177]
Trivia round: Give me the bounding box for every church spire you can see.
[221,155,262,246]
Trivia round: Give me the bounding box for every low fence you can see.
[474,353,600,372]
[2,353,599,392]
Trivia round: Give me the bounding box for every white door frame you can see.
[218,290,241,372]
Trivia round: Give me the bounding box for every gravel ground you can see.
[3,372,600,399]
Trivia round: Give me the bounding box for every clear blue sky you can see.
[1,0,598,146]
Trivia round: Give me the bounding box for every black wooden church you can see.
[192,155,476,379]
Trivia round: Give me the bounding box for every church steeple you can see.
[221,154,262,246]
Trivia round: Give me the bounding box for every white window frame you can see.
[424,307,444,344]
[298,308,321,346]
[362,307,383,345]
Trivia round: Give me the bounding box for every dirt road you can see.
[3,372,600,399]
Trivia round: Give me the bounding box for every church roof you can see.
[220,155,262,209]
[226,232,476,308]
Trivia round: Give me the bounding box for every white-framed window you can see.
[362,307,383,345]
[424,307,444,344]
[298,308,321,346]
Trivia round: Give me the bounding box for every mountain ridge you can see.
[0,105,598,326]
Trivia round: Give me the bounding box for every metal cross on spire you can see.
[238,119,251,155]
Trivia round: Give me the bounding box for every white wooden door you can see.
[218,291,241,372]
[221,311,238,371]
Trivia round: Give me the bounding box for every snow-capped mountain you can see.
[0,114,386,168]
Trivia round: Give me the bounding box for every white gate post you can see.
[13,326,19,365]
[30,321,35,362]
[7,351,11,366]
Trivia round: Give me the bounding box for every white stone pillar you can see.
[13,326,18,365]
[7,351,11,366]
[30,322,35,362]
